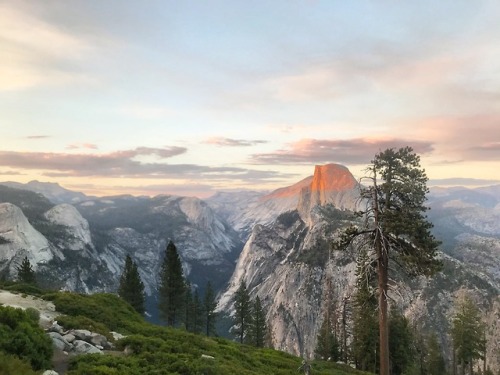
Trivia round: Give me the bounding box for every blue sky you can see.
[1,1,499,197]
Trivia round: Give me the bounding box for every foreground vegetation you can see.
[46,291,369,375]
[0,286,370,375]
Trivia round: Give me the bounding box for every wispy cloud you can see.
[26,135,50,139]
[251,138,434,165]
[66,143,99,150]
[204,137,267,147]
[0,170,24,176]
[429,178,500,186]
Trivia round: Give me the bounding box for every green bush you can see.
[0,352,37,375]
[25,307,40,324]
[3,283,45,296]
[0,306,53,370]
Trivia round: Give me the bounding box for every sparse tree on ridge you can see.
[334,147,441,375]
[17,256,36,285]
[233,279,252,344]
[192,289,204,334]
[118,255,145,314]
[158,240,186,326]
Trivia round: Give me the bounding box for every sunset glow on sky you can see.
[1,1,499,198]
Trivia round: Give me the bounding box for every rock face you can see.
[0,202,61,274]
[44,204,93,251]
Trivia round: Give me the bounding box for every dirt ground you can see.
[0,289,59,328]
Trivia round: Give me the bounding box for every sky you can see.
[1,0,499,198]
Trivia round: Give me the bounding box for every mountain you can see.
[0,180,90,204]
[217,167,500,371]
[1,167,499,371]
[0,186,243,311]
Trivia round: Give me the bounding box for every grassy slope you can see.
[44,292,371,375]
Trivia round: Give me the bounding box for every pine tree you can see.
[184,281,193,331]
[192,289,204,334]
[351,249,378,372]
[426,333,446,375]
[315,310,340,361]
[451,294,486,375]
[158,241,186,326]
[335,147,441,375]
[249,296,267,348]
[118,255,145,314]
[233,279,252,343]
[203,281,217,336]
[17,256,36,285]
[389,309,415,375]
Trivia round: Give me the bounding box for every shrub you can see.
[0,306,53,370]
[56,315,113,341]
[0,352,37,375]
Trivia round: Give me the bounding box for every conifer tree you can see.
[192,289,204,334]
[335,147,441,375]
[249,296,267,348]
[233,279,252,343]
[351,249,378,372]
[203,281,217,336]
[315,310,339,361]
[451,294,486,375]
[184,281,193,331]
[158,241,186,326]
[389,310,415,375]
[426,333,446,375]
[17,256,36,285]
[118,255,145,314]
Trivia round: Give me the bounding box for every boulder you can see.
[48,332,72,352]
[42,371,59,375]
[72,329,92,341]
[48,321,64,334]
[90,333,109,348]
[62,333,75,343]
[72,340,103,355]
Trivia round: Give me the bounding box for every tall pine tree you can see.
[315,310,340,361]
[118,255,145,314]
[249,296,267,348]
[17,256,36,285]
[351,249,378,372]
[451,293,486,375]
[335,147,441,375]
[203,281,217,336]
[192,289,204,334]
[158,241,186,326]
[233,279,252,344]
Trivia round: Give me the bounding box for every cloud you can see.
[0,2,97,91]
[429,178,500,186]
[0,147,292,183]
[250,138,434,165]
[66,143,99,150]
[26,135,50,139]
[204,137,267,147]
[407,114,500,161]
[0,170,24,176]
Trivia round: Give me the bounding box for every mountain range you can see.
[0,165,499,371]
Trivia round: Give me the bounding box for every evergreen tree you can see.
[451,294,486,375]
[192,289,204,334]
[118,255,145,314]
[203,281,217,336]
[233,279,252,343]
[426,333,446,375]
[184,281,193,331]
[16,256,36,285]
[351,249,378,372]
[335,147,441,375]
[389,310,415,375]
[315,310,340,361]
[158,241,186,326]
[249,296,267,348]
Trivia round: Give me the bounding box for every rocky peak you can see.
[298,164,359,221]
